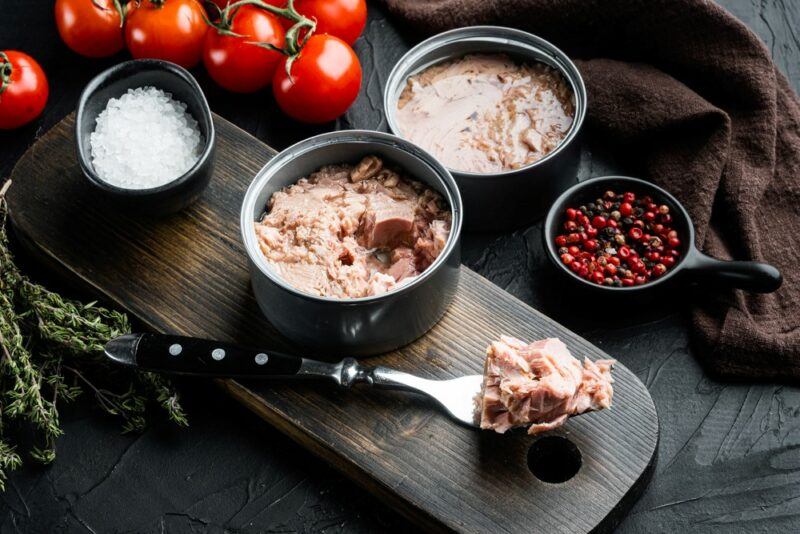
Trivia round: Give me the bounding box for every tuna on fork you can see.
[477,337,615,435]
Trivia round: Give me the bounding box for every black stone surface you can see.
[1,1,799,532]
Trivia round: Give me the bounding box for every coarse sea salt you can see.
[90,86,204,189]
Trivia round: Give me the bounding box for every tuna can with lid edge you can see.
[384,25,587,232]
[240,130,463,357]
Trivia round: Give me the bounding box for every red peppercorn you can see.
[556,188,683,287]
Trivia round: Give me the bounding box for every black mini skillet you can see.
[543,176,782,294]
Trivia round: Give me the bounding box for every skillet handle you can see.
[682,251,782,293]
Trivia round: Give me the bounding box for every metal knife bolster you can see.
[298,358,441,394]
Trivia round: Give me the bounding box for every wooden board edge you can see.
[591,432,659,533]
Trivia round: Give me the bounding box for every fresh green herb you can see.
[0,180,187,490]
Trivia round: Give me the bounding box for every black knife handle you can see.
[124,334,303,378]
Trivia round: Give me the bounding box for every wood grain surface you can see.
[6,113,657,533]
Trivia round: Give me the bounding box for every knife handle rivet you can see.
[255,353,269,365]
[211,348,226,361]
[168,344,182,356]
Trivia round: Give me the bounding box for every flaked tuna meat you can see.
[396,54,575,174]
[477,336,615,435]
[255,156,451,298]
[362,194,416,249]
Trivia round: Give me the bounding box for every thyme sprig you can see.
[0,180,187,491]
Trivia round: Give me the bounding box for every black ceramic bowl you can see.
[544,176,782,295]
[75,59,215,214]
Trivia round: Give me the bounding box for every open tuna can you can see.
[384,26,587,232]
[240,130,463,357]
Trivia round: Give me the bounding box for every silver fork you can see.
[105,333,483,427]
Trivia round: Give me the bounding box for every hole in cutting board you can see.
[527,436,582,483]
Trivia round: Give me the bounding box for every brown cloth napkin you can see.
[381,0,800,382]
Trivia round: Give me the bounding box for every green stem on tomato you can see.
[0,52,11,96]
[220,0,317,78]
[91,0,130,26]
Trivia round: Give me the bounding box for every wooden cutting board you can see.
[6,113,658,533]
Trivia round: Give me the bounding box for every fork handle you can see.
[105,333,427,389]
[105,333,306,378]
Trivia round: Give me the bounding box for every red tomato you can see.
[294,0,366,45]
[54,0,125,58]
[206,0,283,15]
[272,34,361,123]
[0,51,49,130]
[203,6,285,93]
[125,0,208,68]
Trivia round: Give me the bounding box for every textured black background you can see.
[1,1,799,532]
